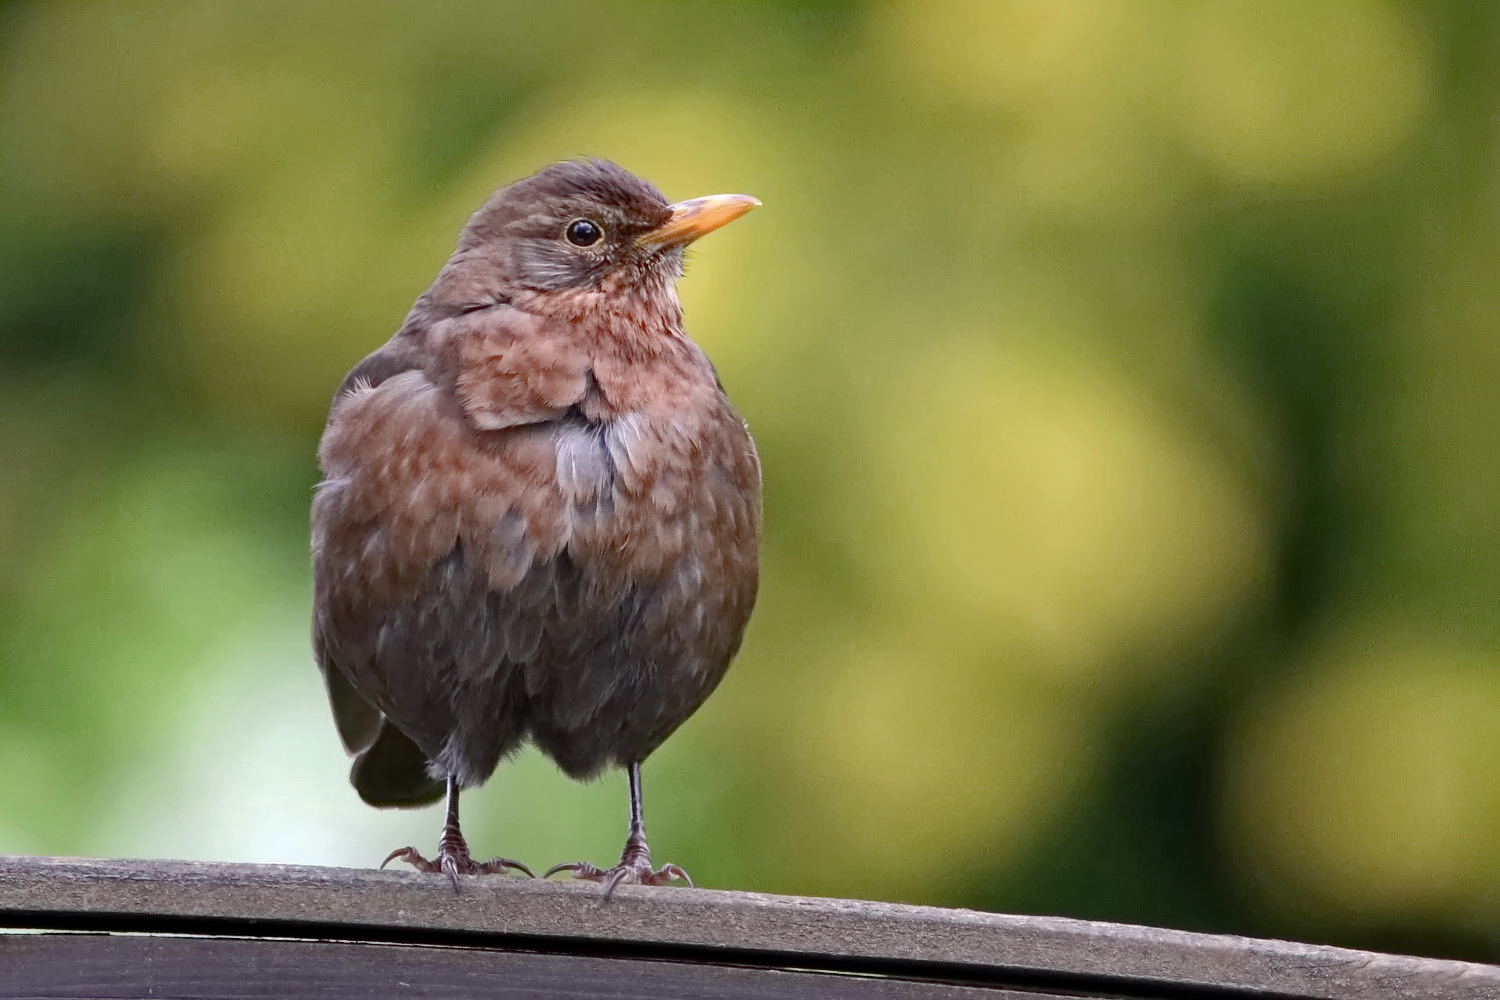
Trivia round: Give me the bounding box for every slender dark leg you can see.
[381,776,533,890]
[544,763,692,898]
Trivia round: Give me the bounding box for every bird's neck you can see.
[512,272,686,356]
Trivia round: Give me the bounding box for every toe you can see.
[477,857,534,878]
[381,847,437,873]
[602,867,633,899]
[544,861,604,880]
[650,863,692,888]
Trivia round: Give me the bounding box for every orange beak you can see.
[637,193,760,249]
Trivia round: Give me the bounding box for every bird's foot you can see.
[381,828,532,891]
[544,836,691,898]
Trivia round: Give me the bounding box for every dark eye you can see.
[565,219,603,247]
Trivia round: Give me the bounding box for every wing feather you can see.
[312,307,592,791]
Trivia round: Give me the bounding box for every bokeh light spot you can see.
[854,340,1268,678]
[1175,0,1430,184]
[1226,632,1500,925]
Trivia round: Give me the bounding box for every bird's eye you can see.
[565,219,603,247]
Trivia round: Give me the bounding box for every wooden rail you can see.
[1,855,1495,998]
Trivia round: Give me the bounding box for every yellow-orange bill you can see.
[638,193,760,249]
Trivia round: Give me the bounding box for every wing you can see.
[311,306,593,798]
[312,341,419,767]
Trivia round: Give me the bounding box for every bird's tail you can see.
[351,721,445,808]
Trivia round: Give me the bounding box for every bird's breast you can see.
[548,402,757,581]
[316,362,756,589]
[552,413,618,508]
[549,410,671,539]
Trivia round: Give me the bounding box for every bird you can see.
[310,158,761,894]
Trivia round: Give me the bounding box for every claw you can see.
[377,778,530,890]
[658,863,692,888]
[381,846,432,871]
[545,856,692,899]
[381,842,531,893]
[541,765,692,899]
[544,860,602,880]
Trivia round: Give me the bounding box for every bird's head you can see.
[451,159,757,310]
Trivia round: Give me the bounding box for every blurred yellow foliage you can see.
[1228,631,1500,927]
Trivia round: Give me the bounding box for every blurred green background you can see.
[2,0,1498,964]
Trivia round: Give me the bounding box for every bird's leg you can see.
[545,763,692,898]
[381,776,532,889]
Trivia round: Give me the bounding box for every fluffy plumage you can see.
[310,159,760,890]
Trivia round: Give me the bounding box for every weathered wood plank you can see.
[1,855,1496,1000]
[3,935,1048,1000]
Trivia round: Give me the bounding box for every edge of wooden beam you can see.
[2,855,1495,1000]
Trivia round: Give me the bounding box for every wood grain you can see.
[3,936,1057,1000]
[2,855,1496,1000]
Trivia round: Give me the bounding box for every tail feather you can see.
[351,721,444,808]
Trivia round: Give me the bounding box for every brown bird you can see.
[310,159,761,893]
